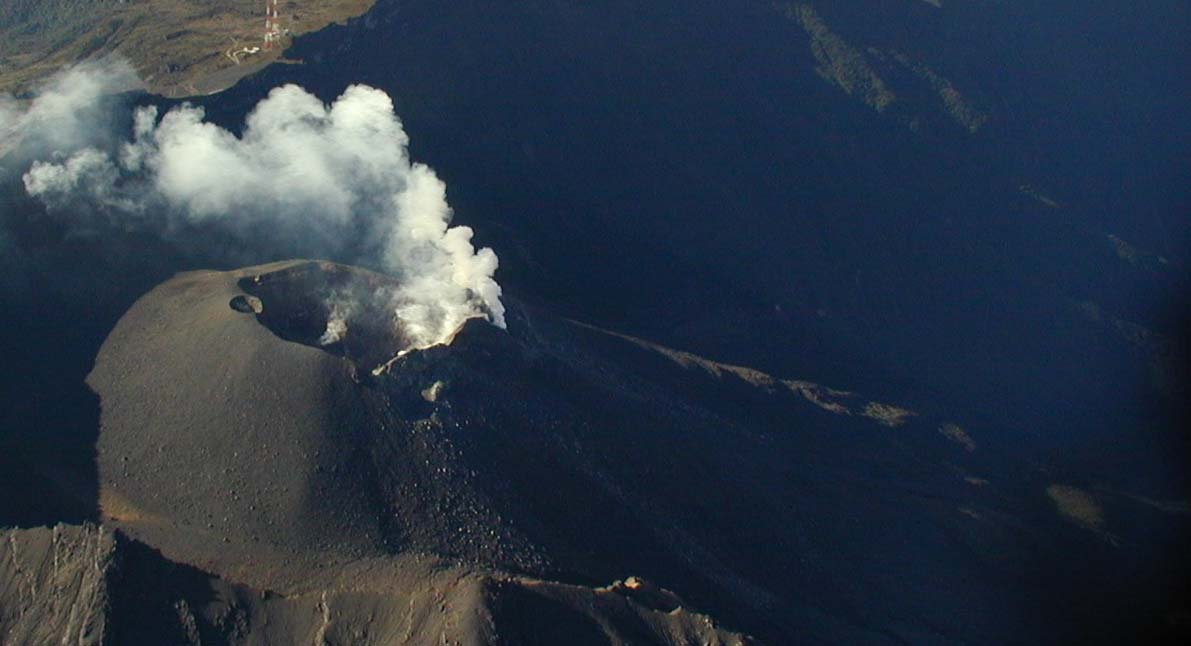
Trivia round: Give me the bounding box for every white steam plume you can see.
[0,58,139,161]
[21,75,505,349]
[2,60,137,293]
[319,296,353,347]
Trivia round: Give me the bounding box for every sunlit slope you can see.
[0,0,373,97]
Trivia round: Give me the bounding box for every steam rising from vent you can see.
[17,69,505,349]
[320,300,352,347]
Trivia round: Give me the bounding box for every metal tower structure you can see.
[263,0,281,50]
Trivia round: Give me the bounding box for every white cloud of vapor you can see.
[0,58,139,163]
[1,59,138,294]
[20,72,505,350]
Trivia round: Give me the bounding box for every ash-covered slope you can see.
[81,259,754,644]
[72,260,1185,644]
[88,261,386,572]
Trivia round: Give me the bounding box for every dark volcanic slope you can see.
[81,260,752,645]
[61,260,1189,644]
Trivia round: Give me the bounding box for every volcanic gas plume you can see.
[7,63,504,350]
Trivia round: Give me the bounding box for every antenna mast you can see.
[263,0,281,51]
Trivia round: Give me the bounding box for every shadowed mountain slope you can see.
[2,1,1187,642]
[44,260,1180,643]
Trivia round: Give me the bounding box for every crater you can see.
[228,294,263,313]
[233,261,415,370]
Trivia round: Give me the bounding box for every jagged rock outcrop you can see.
[0,524,112,645]
[0,523,749,645]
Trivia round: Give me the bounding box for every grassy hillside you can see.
[0,0,374,97]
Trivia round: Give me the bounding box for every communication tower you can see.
[263,0,281,50]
